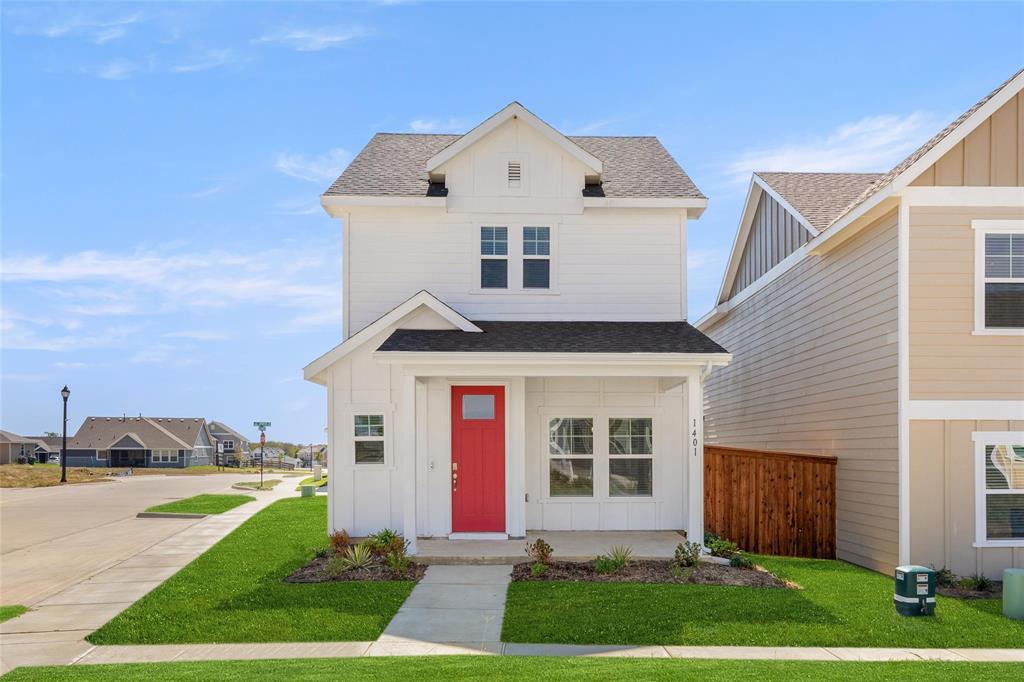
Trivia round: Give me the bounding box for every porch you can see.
[416,530,685,565]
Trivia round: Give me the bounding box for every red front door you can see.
[451,386,505,532]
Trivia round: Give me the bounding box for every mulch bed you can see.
[937,582,1002,599]
[511,559,792,588]
[285,555,426,583]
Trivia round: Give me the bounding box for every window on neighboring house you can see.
[96,450,107,461]
[480,227,508,289]
[608,418,653,497]
[222,439,234,451]
[152,449,179,463]
[975,224,1024,332]
[975,433,1024,546]
[523,226,550,289]
[354,414,385,464]
[548,418,593,496]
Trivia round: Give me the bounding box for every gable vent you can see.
[507,161,522,188]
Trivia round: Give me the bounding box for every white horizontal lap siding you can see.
[346,212,684,332]
[703,211,899,572]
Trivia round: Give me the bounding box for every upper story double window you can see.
[479,226,552,291]
[974,221,1024,334]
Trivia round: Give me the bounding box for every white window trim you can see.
[96,450,107,461]
[972,431,1024,548]
[350,408,390,468]
[540,410,657,502]
[471,224,560,295]
[151,449,180,464]
[972,220,1024,336]
[546,416,596,499]
[478,225,510,291]
[522,226,552,290]
[608,417,655,499]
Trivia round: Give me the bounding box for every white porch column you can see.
[400,374,418,554]
[508,377,527,538]
[685,371,705,546]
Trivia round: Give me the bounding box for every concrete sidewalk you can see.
[69,641,1024,664]
[0,483,296,675]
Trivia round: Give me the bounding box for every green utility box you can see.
[301,485,315,498]
[894,565,936,616]
[1004,568,1024,620]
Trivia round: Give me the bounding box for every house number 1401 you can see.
[692,419,699,457]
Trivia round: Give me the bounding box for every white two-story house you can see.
[304,103,730,552]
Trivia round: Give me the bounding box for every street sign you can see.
[253,421,271,432]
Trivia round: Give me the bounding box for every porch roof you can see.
[377,320,728,354]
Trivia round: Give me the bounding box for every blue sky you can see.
[2,2,1022,443]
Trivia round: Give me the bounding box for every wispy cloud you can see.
[93,26,127,44]
[181,184,224,199]
[723,111,938,183]
[274,197,322,216]
[162,330,228,341]
[567,118,618,135]
[171,49,237,74]
[409,118,465,134]
[275,149,351,183]
[253,26,367,52]
[35,11,143,42]
[95,60,138,81]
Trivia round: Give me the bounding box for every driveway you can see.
[0,473,267,606]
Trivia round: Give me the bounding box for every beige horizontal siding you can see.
[908,206,1024,401]
[703,211,899,572]
[910,92,1024,187]
[909,419,1024,577]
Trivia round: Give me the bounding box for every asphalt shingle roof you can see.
[325,133,704,199]
[377,321,727,354]
[69,417,206,450]
[755,172,885,232]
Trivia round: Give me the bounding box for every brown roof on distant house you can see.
[69,417,204,450]
[325,133,705,199]
[755,172,885,232]
[0,429,36,445]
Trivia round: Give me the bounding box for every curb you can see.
[136,512,207,519]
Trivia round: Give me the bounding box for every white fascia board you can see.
[303,291,481,382]
[425,102,603,177]
[320,194,446,217]
[714,177,762,307]
[753,175,820,237]
[372,351,732,367]
[582,197,707,214]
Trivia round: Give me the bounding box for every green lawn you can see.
[144,494,255,515]
[6,657,1024,682]
[295,475,327,491]
[0,605,28,622]
[88,497,414,644]
[502,555,1024,647]
[233,479,281,490]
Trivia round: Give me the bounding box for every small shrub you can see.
[608,544,634,567]
[337,543,374,571]
[704,531,721,546]
[329,529,351,555]
[366,529,400,557]
[530,562,548,577]
[708,537,739,558]
[526,538,554,565]
[313,545,331,559]
[934,566,955,587]
[386,551,410,577]
[592,555,619,574]
[729,552,754,569]
[671,563,694,581]
[674,541,702,568]
[960,573,994,592]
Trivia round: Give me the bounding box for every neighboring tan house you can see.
[66,416,215,468]
[207,421,250,464]
[25,436,61,462]
[698,69,1024,575]
[0,430,39,464]
[305,102,730,553]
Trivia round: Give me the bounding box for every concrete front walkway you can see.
[367,565,512,655]
[0,482,295,675]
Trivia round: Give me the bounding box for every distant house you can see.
[25,436,62,462]
[65,416,215,468]
[0,430,40,464]
[298,444,327,467]
[207,421,250,464]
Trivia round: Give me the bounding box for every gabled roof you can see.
[425,102,603,179]
[0,429,36,445]
[70,417,196,451]
[377,320,728,355]
[324,104,704,201]
[303,290,481,383]
[755,172,884,233]
[208,421,248,443]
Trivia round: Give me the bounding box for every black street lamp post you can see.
[60,386,70,483]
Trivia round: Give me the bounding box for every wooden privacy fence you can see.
[704,445,837,559]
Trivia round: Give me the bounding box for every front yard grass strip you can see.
[144,494,255,515]
[0,605,28,622]
[87,497,414,644]
[233,479,281,490]
[5,657,1024,682]
[295,475,327,491]
[502,555,1024,647]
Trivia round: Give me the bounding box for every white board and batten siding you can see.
[702,211,900,572]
